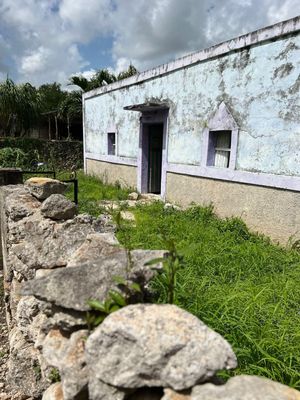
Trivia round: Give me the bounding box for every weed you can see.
[49,368,60,383]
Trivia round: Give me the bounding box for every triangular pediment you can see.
[208,102,238,130]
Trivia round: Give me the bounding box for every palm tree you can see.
[0,78,39,136]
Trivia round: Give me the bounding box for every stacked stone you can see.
[0,179,299,400]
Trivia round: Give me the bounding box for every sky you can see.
[0,0,299,87]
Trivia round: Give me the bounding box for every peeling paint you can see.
[84,20,300,177]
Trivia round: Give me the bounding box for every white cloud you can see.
[0,0,299,85]
[109,0,300,72]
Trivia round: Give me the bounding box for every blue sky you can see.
[0,0,299,87]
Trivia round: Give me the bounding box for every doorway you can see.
[138,110,168,198]
[147,124,163,194]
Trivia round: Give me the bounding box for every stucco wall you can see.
[166,172,300,244]
[84,32,300,177]
[86,159,137,189]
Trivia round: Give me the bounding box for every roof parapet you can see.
[83,15,300,101]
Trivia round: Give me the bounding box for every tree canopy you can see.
[0,64,138,139]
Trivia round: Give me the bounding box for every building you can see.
[83,16,300,243]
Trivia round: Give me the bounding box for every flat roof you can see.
[83,15,300,101]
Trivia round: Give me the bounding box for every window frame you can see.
[107,130,117,156]
[202,102,239,170]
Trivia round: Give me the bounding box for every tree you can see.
[38,83,66,139]
[58,91,82,140]
[0,78,39,136]
[69,64,138,92]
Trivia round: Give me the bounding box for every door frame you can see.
[137,109,169,199]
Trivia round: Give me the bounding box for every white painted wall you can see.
[84,32,300,177]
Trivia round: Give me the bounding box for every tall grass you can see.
[117,202,300,388]
[61,172,300,388]
[58,170,131,215]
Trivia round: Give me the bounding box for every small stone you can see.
[60,330,89,400]
[162,388,191,400]
[85,304,237,392]
[191,375,300,399]
[128,192,139,201]
[25,178,67,200]
[88,380,127,400]
[42,383,64,400]
[41,194,77,220]
[164,203,182,211]
[120,210,136,223]
[41,329,69,369]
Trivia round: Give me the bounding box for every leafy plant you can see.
[49,368,61,383]
[146,237,184,304]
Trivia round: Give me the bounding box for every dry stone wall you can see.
[0,178,299,400]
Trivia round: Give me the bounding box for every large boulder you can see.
[41,194,77,220]
[85,304,237,392]
[25,177,67,200]
[21,246,166,312]
[191,375,300,400]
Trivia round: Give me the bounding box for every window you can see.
[207,130,232,168]
[107,132,116,155]
[202,102,239,171]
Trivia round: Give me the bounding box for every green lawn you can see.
[62,171,300,388]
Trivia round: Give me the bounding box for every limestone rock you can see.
[9,212,107,275]
[5,188,41,221]
[22,249,166,312]
[60,330,89,400]
[42,383,64,400]
[7,327,47,398]
[41,194,77,220]
[164,203,182,211]
[191,375,300,400]
[41,329,69,369]
[120,210,136,223]
[88,380,127,400]
[85,304,237,391]
[15,296,48,342]
[25,177,67,200]
[162,389,191,400]
[42,310,86,333]
[67,233,120,268]
[128,192,139,201]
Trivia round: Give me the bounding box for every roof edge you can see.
[83,15,300,101]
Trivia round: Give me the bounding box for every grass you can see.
[61,171,300,388]
[57,170,131,215]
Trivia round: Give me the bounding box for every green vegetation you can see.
[0,139,83,171]
[59,170,131,215]
[48,368,61,383]
[0,65,138,138]
[69,171,300,389]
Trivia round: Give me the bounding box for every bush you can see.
[0,138,83,171]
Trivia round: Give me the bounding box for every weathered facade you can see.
[83,16,300,243]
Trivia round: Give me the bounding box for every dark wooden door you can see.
[148,124,163,194]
